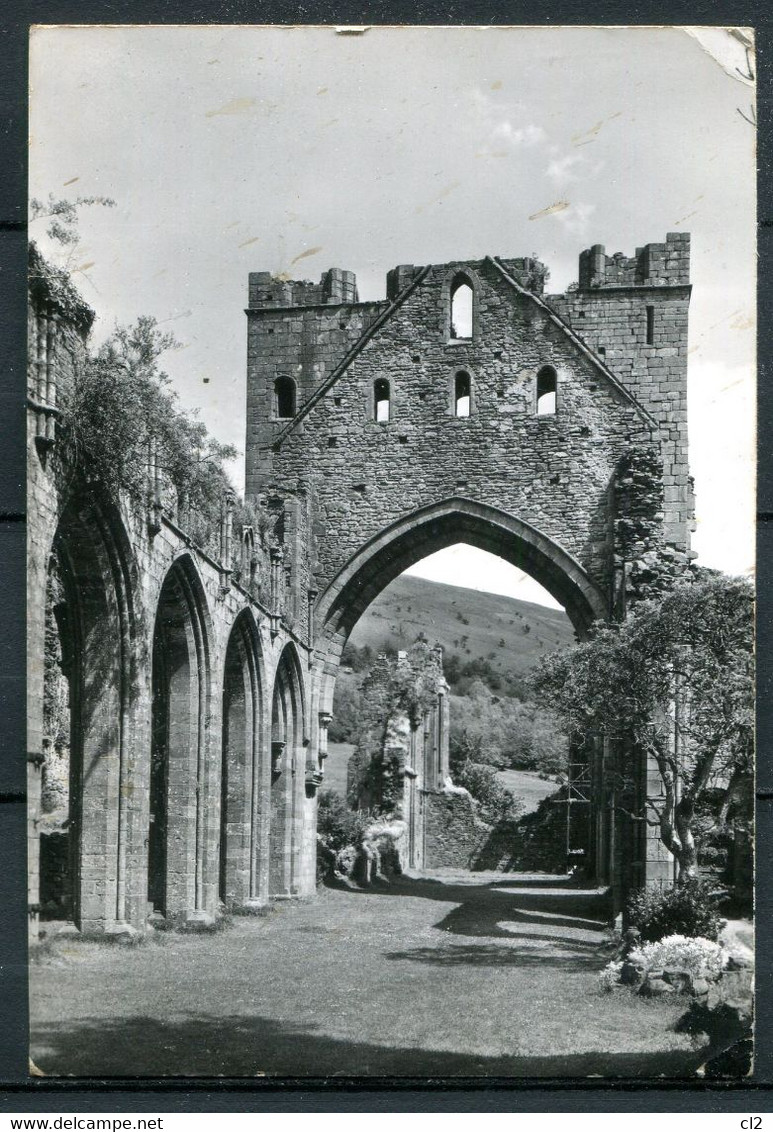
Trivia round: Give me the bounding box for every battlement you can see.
[386,264,424,298]
[248,267,359,309]
[386,257,548,299]
[578,232,690,290]
[250,255,550,311]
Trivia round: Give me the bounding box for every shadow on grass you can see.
[339,875,611,949]
[383,942,600,972]
[434,901,606,941]
[339,874,612,923]
[31,1010,706,1080]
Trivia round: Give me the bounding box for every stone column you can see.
[317,711,332,773]
[269,548,283,636]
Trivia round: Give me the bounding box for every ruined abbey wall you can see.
[27,251,321,939]
[28,233,693,938]
[244,234,694,898]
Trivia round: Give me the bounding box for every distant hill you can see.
[347,573,574,681]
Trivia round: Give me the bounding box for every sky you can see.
[29,25,756,609]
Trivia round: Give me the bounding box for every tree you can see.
[328,679,362,743]
[449,681,568,774]
[30,193,116,278]
[63,315,238,548]
[533,573,753,881]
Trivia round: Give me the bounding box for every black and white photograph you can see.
[26,24,755,1079]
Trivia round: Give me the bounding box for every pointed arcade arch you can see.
[219,609,267,908]
[47,494,138,932]
[149,554,213,919]
[269,643,306,898]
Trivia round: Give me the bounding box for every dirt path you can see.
[30,875,702,1078]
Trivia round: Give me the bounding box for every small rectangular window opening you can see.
[646,305,655,345]
[374,378,390,422]
[536,366,557,417]
[454,371,471,418]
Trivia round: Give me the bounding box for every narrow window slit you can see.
[536,366,557,416]
[646,305,655,345]
[374,378,390,422]
[454,371,471,417]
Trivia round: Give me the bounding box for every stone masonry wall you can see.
[242,235,693,898]
[28,252,321,939]
[423,789,490,869]
[549,233,692,549]
[248,257,663,617]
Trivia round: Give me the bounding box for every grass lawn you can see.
[30,875,704,1079]
[325,749,559,817]
[324,741,355,796]
[496,768,559,813]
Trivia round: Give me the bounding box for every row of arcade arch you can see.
[39,491,625,933]
[43,497,310,933]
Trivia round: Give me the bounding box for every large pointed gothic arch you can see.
[315,497,609,705]
[309,497,612,886]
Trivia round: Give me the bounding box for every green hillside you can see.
[347,573,573,680]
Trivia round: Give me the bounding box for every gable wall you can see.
[255,257,654,605]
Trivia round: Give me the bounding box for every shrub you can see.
[626,878,722,943]
[452,759,523,825]
[316,789,369,852]
[598,961,624,992]
[629,934,726,980]
[328,680,362,743]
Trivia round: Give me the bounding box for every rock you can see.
[620,960,643,986]
[639,973,676,997]
[662,968,692,994]
[689,976,711,997]
[706,968,753,1019]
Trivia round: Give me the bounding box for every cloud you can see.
[470,88,547,152]
[546,152,584,185]
[552,201,597,236]
[490,121,545,147]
